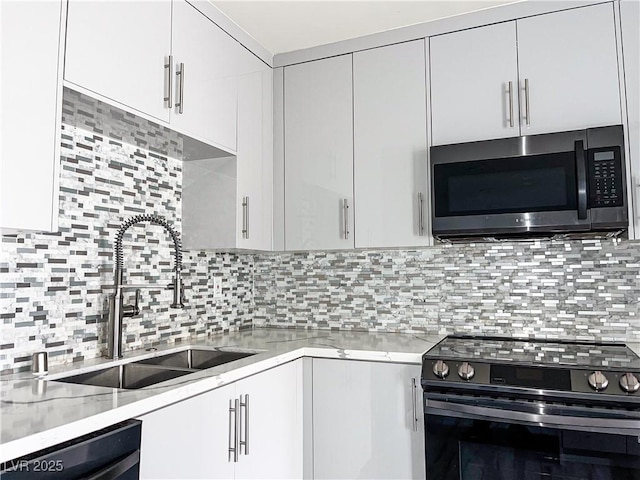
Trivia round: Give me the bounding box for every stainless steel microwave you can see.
[430,125,628,238]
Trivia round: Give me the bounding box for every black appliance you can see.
[0,419,141,479]
[421,336,640,479]
[431,125,628,238]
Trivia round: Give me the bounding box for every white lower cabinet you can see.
[138,360,304,479]
[233,360,304,479]
[138,382,234,479]
[138,358,424,479]
[312,359,425,480]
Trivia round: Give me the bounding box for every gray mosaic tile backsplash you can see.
[0,89,253,375]
[2,90,640,375]
[253,240,640,342]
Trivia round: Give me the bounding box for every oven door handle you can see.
[425,399,640,436]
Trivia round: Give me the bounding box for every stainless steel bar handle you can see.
[411,378,418,432]
[234,398,240,462]
[417,192,424,236]
[241,197,249,239]
[524,78,530,126]
[507,80,514,128]
[164,55,173,108]
[425,399,640,436]
[228,398,239,462]
[343,199,350,240]
[239,394,249,455]
[175,62,185,114]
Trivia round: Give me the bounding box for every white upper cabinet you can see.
[353,40,429,248]
[65,0,242,153]
[430,21,519,145]
[65,0,172,123]
[236,57,273,251]
[284,55,354,250]
[171,0,238,152]
[620,0,640,240]
[182,52,273,251]
[1,0,65,232]
[516,2,621,136]
[430,3,621,145]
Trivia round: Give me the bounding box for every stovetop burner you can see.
[422,335,640,400]
[426,335,640,370]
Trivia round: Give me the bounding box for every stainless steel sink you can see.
[52,363,192,389]
[135,348,257,370]
[50,348,259,390]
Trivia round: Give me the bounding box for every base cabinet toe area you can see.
[137,358,424,479]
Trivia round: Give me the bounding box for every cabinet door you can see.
[430,21,519,145]
[313,359,425,480]
[172,0,238,152]
[182,155,238,250]
[517,3,621,136]
[353,40,429,248]
[1,0,64,232]
[138,382,236,479]
[284,55,354,250]
[235,360,304,479]
[65,0,171,123]
[621,0,640,239]
[237,57,273,250]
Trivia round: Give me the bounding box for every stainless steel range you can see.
[421,336,640,479]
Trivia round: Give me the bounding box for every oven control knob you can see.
[619,373,640,393]
[588,371,609,391]
[432,360,449,379]
[458,362,475,381]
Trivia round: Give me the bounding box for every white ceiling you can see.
[212,1,520,55]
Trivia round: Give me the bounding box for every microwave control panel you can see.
[588,147,624,208]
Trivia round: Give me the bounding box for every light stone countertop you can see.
[3,328,638,464]
[0,328,442,463]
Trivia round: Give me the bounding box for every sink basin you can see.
[135,348,257,370]
[52,363,192,389]
[50,348,259,390]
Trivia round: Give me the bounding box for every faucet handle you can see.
[122,289,141,317]
[180,283,187,304]
[133,288,141,314]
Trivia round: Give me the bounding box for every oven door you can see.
[425,397,640,480]
[431,129,590,237]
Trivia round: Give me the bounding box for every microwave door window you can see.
[434,152,578,218]
[447,167,568,215]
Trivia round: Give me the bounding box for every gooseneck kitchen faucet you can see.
[107,214,185,359]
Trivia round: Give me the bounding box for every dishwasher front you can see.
[1,419,142,479]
